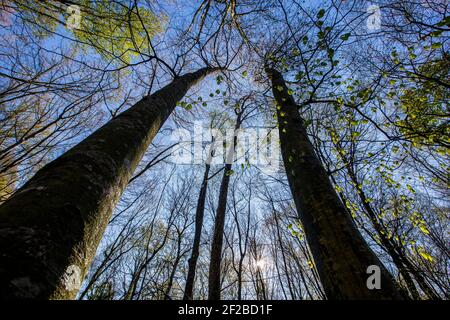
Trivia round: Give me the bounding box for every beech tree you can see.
[0,66,219,299]
[266,66,404,299]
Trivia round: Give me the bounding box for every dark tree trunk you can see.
[266,67,404,300]
[208,114,243,300]
[0,67,218,299]
[208,162,232,300]
[183,163,211,300]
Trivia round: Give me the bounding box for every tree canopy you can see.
[0,0,448,301]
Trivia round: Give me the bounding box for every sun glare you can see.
[255,259,266,269]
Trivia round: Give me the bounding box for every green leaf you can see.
[431,42,442,49]
[437,16,450,27]
[302,35,308,44]
[430,30,443,37]
[340,33,350,41]
[327,48,335,58]
[225,169,235,176]
[317,9,325,19]
[419,225,430,235]
[418,249,433,262]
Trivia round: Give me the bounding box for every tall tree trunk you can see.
[208,113,243,300]
[266,67,404,299]
[183,163,211,300]
[0,67,218,299]
[208,162,233,300]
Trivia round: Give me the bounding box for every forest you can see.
[0,0,448,301]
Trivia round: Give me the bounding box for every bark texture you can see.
[266,67,404,300]
[0,67,217,299]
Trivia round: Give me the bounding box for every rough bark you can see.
[266,67,404,299]
[0,67,218,299]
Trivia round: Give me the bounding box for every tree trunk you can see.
[183,163,211,300]
[266,67,404,299]
[0,67,218,299]
[208,114,242,300]
[208,162,232,300]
